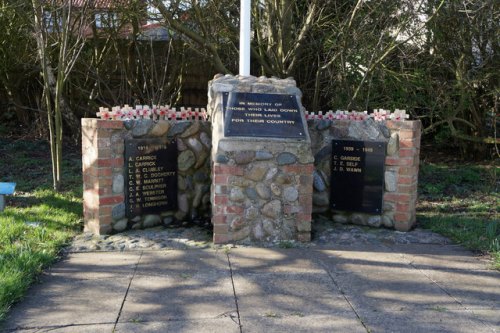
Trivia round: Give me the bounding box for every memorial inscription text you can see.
[125,138,177,217]
[330,140,386,214]
[223,92,305,139]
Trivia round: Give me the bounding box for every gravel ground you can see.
[66,217,451,252]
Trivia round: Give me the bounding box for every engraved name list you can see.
[125,138,177,217]
[330,140,386,214]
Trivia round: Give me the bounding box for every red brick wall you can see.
[82,119,124,234]
[386,120,421,231]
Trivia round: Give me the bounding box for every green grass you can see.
[417,162,499,269]
[0,139,82,322]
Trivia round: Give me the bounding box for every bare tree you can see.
[31,0,88,190]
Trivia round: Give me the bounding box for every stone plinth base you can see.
[208,74,313,244]
[212,139,313,243]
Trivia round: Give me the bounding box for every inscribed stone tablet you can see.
[125,138,177,217]
[223,92,305,139]
[330,140,386,214]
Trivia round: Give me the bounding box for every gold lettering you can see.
[142,166,164,173]
[142,190,166,196]
[144,194,168,202]
[246,101,272,106]
[142,183,167,190]
[135,161,156,167]
[244,113,262,117]
[135,155,157,161]
[150,171,176,178]
[340,156,361,162]
[143,178,163,184]
[265,120,295,124]
[143,201,168,208]
[227,106,246,111]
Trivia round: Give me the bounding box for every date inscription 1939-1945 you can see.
[331,139,386,214]
[125,138,177,217]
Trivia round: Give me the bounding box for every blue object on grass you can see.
[0,182,16,195]
[0,182,16,212]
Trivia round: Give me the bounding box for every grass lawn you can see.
[417,162,499,269]
[0,139,82,322]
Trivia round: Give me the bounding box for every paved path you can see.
[2,233,499,333]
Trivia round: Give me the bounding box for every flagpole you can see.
[239,0,251,76]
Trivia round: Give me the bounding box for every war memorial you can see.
[82,74,421,244]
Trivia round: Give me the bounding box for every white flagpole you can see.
[239,0,251,76]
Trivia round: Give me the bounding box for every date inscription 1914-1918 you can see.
[125,138,177,217]
[331,140,386,214]
[223,92,306,139]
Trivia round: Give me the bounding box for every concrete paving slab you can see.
[329,269,464,311]
[119,275,236,322]
[3,232,499,333]
[1,324,115,333]
[228,248,325,273]
[115,318,240,333]
[135,249,229,277]
[310,246,409,273]
[46,252,141,280]
[232,272,349,317]
[417,269,500,310]
[359,309,497,333]
[391,244,494,271]
[3,275,130,330]
[240,314,366,333]
[470,310,500,332]
[312,249,465,311]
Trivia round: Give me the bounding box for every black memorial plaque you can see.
[223,92,305,139]
[330,140,386,214]
[125,138,177,217]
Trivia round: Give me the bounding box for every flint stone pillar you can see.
[208,74,314,244]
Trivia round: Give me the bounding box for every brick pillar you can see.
[81,119,125,235]
[211,164,244,244]
[385,120,421,231]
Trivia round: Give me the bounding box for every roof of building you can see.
[49,0,138,10]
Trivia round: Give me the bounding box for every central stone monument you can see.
[208,74,314,244]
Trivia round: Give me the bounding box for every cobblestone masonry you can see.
[67,219,450,253]
[208,74,314,244]
[82,118,212,235]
